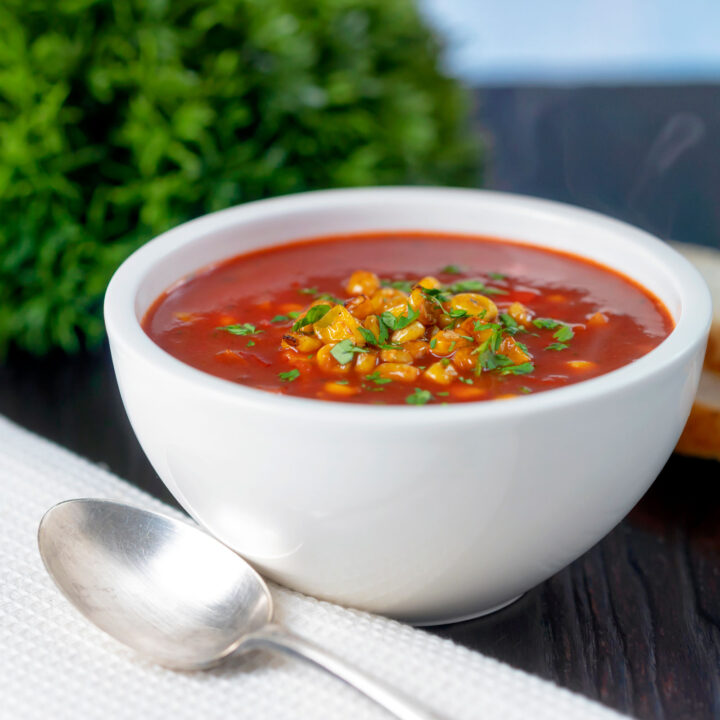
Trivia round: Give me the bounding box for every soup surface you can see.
[143,233,674,405]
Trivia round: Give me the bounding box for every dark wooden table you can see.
[2,86,719,719]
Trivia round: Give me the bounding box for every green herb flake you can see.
[430,337,438,349]
[381,279,414,293]
[553,324,574,343]
[358,326,378,345]
[546,342,568,351]
[298,287,318,295]
[218,323,263,336]
[499,362,535,376]
[487,271,507,281]
[446,279,507,295]
[334,379,349,385]
[459,377,473,385]
[246,340,255,347]
[278,369,300,382]
[288,311,302,319]
[532,317,562,330]
[271,314,290,323]
[500,313,518,329]
[441,264,462,275]
[365,372,393,385]
[406,388,433,405]
[292,304,331,331]
[330,339,368,365]
[436,391,450,397]
[519,386,533,394]
[381,304,419,331]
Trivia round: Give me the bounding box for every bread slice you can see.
[670,242,720,460]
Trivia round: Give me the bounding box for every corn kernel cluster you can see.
[280,270,540,395]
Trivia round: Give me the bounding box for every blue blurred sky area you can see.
[420,0,720,85]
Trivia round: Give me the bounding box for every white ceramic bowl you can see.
[105,188,710,625]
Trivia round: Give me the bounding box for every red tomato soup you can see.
[143,233,674,405]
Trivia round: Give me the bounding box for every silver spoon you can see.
[38,499,442,720]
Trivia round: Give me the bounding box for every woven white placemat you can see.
[0,415,626,720]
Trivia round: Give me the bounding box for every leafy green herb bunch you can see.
[0,0,481,355]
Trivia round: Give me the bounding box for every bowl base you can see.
[410,594,524,627]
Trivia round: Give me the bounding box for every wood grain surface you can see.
[2,85,719,718]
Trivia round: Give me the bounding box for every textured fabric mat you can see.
[0,415,626,719]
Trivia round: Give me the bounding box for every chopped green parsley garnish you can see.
[218,323,263,336]
[288,311,302,319]
[381,279,414,293]
[532,317,562,330]
[499,362,534,376]
[330,339,368,364]
[406,388,433,405]
[365,372,393,385]
[278,369,300,382]
[297,287,341,303]
[546,342,568,351]
[533,317,574,344]
[519,386,533,394]
[246,340,256,347]
[459,377,474,385]
[487,271,507,281]
[441,264,462,275]
[381,304,419,331]
[271,314,290,323]
[292,304,331,331]
[499,313,519,332]
[445,279,507,295]
[553,324,574,343]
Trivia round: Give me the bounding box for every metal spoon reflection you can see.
[38,499,441,720]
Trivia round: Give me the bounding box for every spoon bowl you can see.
[38,499,271,670]
[38,499,441,720]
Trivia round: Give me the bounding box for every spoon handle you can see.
[243,624,445,720]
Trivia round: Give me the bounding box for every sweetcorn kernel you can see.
[316,343,351,374]
[354,350,378,374]
[324,381,361,396]
[417,276,441,289]
[567,360,596,371]
[369,288,407,313]
[449,293,498,320]
[391,321,425,344]
[404,340,430,360]
[346,270,380,296]
[450,384,486,400]
[408,287,442,325]
[313,305,366,345]
[587,311,609,327]
[508,301,532,327]
[374,363,420,383]
[344,295,375,319]
[499,336,531,365]
[424,361,459,385]
[281,333,322,353]
[430,329,469,356]
[380,348,413,364]
[282,350,316,366]
[451,347,476,371]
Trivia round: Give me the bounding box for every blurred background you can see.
[1,0,719,361]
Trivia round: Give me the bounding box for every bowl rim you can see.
[104,186,712,425]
